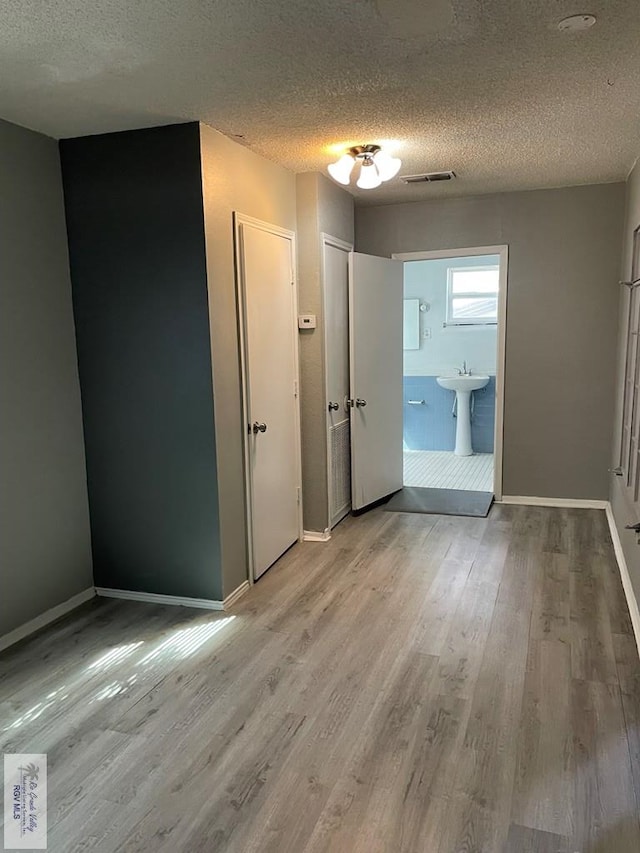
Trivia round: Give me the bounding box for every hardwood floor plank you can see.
[567,506,610,569]
[300,651,440,853]
[239,632,442,852]
[442,515,488,562]
[435,791,510,853]
[529,552,570,644]
[170,711,308,852]
[541,506,569,555]
[569,569,618,685]
[512,639,573,836]
[503,823,571,852]
[1,609,243,753]
[613,631,640,813]
[438,602,528,849]
[395,692,469,849]
[0,599,188,703]
[405,557,472,655]
[571,678,640,851]
[435,578,498,700]
[601,552,635,636]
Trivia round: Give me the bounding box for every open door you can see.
[349,252,404,511]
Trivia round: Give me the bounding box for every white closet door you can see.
[237,218,300,579]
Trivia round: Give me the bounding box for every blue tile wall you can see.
[403,376,495,453]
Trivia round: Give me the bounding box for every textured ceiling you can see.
[1,0,640,204]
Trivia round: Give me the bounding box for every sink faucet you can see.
[456,361,471,376]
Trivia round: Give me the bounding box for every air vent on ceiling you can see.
[400,170,456,184]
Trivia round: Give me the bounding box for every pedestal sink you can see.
[437,374,490,456]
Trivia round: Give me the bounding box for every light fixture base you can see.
[349,144,381,160]
[327,143,400,189]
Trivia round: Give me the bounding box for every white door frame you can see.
[392,245,508,500]
[234,212,304,584]
[321,232,353,533]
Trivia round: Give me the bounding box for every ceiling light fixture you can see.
[328,144,401,189]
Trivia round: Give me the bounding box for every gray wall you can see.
[296,173,354,533]
[610,159,640,608]
[0,119,92,636]
[199,124,297,595]
[61,122,223,600]
[356,183,625,500]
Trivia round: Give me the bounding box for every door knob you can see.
[252,422,267,434]
[625,522,640,532]
[328,401,339,412]
[355,398,367,407]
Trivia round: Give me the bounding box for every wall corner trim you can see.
[605,502,640,660]
[0,587,96,653]
[95,587,225,611]
[223,580,250,609]
[303,529,331,542]
[499,496,609,510]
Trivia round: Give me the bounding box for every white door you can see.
[349,252,404,511]
[323,237,352,527]
[236,216,301,580]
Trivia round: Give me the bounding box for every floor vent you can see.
[400,170,456,184]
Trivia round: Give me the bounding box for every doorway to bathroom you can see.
[393,246,507,501]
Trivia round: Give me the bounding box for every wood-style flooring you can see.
[1,505,639,852]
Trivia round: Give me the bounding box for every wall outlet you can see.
[422,328,431,339]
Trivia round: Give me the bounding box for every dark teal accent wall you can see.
[60,122,222,600]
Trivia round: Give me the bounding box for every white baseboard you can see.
[95,587,225,611]
[223,580,250,609]
[605,503,640,660]
[303,529,331,542]
[1,578,253,655]
[0,587,96,653]
[500,495,608,510]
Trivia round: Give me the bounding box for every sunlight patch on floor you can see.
[3,615,236,732]
[137,618,235,666]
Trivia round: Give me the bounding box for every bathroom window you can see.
[446,266,499,325]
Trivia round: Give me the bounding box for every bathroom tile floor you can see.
[403,449,494,492]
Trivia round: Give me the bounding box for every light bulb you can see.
[373,150,401,181]
[356,159,382,189]
[328,154,355,185]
